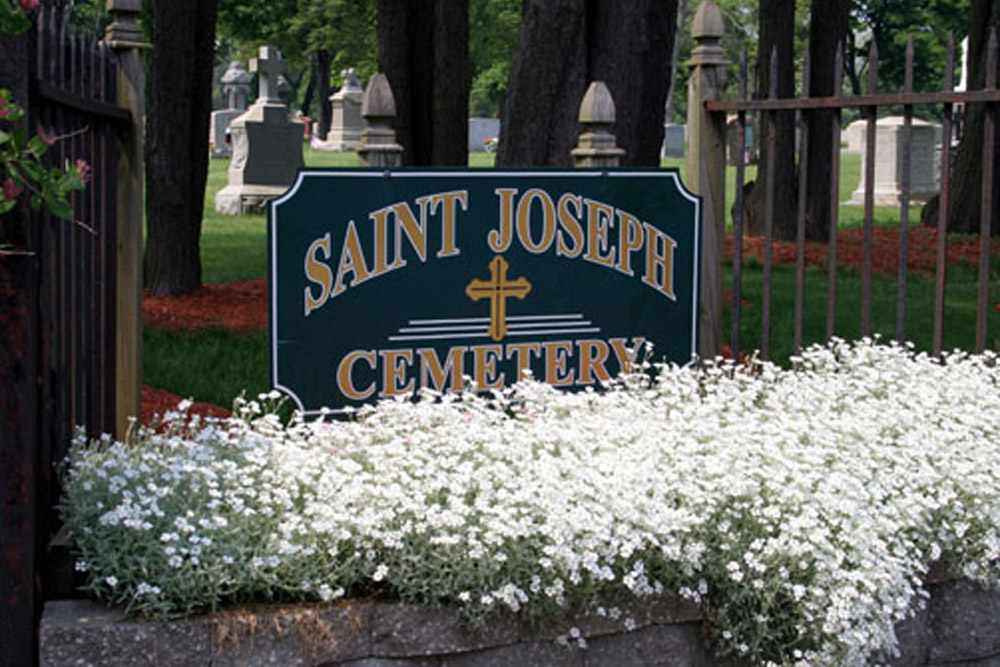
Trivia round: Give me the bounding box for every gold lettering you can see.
[584,198,616,267]
[541,340,575,386]
[417,346,467,392]
[577,339,611,384]
[516,188,556,254]
[336,349,377,400]
[303,233,333,316]
[369,207,391,275]
[379,349,414,397]
[332,221,372,297]
[471,344,504,390]
[615,210,644,276]
[431,190,467,258]
[642,223,677,299]
[391,198,429,267]
[505,342,541,381]
[489,188,517,252]
[610,337,646,375]
[556,193,584,258]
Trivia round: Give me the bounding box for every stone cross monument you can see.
[215,46,303,215]
[210,60,252,158]
[325,67,364,151]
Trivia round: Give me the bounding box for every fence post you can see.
[571,81,625,167]
[357,73,403,168]
[686,1,728,360]
[106,0,149,438]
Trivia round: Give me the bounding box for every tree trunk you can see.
[315,49,332,140]
[743,0,797,240]
[144,0,218,296]
[378,0,467,166]
[498,0,676,168]
[496,0,588,167]
[433,0,470,166]
[946,0,1000,235]
[804,0,848,241]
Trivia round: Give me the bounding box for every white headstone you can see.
[844,119,867,153]
[210,61,253,159]
[848,116,939,205]
[323,68,364,151]
[215,46,304,215]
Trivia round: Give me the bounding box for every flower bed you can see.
[60,339,1000,665]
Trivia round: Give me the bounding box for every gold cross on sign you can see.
[465,255,532,342]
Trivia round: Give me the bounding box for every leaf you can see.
[0,199,15,215]
[28,135,49,157]
[43,191,74,220]
[0,130,9,146]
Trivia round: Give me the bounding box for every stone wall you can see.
[39,579,1000,666]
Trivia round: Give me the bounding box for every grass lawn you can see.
[144,146,999,409]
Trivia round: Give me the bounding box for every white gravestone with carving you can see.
[215,46,303,215]
[210,61,252,159]
[323,67,364,151]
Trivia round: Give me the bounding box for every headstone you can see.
[215,46,304,215]
[661,123,685,158]
[844,119,866,153]
[468,117,501,152]
[210,61,252,159]
[323,67,364,151]
[848,116,939,205]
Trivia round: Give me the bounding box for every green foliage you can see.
[851,0,969,94]
[0,0,32,35]
[469,0,520,117]
[0,89,87,221]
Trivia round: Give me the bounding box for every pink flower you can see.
[3,178,24,201]
[18,0,40,11]
[75,159,91,184]
[0,108,9,119]
[36,126,56,146]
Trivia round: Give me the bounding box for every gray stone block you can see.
[40,600,158,667]
[928,579,1000,663]
[583,623,725,667]
[210,602,373,666]
[372,603,521,658]
[443,640,583,667]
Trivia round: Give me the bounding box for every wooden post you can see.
[571,81,625,167]
[686,1,727,360]
[106,0,149,438]
[357,73,403,168]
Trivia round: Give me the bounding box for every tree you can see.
[742,0,796,239]
[469,0,520,116]
[804,0,849,240]
[940,0,1000,235]
[377,0,470,166]
[143,0,218,295]
[497,0,677,168]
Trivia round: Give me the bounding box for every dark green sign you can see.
[268,169,700,415]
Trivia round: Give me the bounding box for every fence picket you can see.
[794,52,810,353]
[897,37,914,344]
[977,30,997,353]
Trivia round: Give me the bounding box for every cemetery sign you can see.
[269,169,701,414]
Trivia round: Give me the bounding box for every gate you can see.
[0,2,145,664]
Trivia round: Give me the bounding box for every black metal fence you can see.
[701,33,1000,361]
[1,4,130,664]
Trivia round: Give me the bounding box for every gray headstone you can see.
[211,61,253,159]
[661,123,686,158]
[322,67,365,151]
[848,116,939,205]
[215,45,303,215]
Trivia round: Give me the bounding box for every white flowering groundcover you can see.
[61,339,1000,666]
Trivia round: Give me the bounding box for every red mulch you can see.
[138,227,997,426]
[141,385,231,428]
